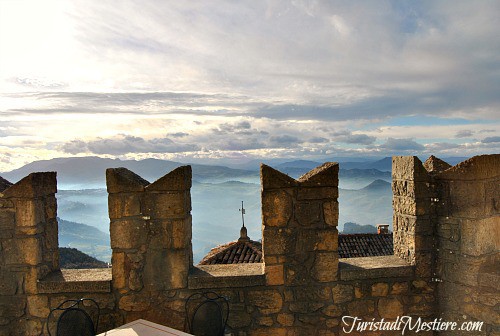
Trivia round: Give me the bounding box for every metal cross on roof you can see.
[239,201,246,228]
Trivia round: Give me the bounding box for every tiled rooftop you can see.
[199,233,393,264]
[198,240,263,265]
[338,233,393,258]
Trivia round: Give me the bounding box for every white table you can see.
[97,319,194,336]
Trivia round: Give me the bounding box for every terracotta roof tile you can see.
[199,233,393,264]
[338,233,393,258]
[198,240,263,265]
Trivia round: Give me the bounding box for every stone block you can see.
[111,252,128,290]
[436,154,500,181]
[447,180,486,218]
[144,192,189,219]
[106,168,149,193]
[265,264,284,286]
[14,199,44,227]
[295,286,331,302]
[118,295,150,311]
[247,290,283,314]
[3,238,41,266]
[347,299,375,317]
[332,284,354,303]
[322,304,343,317]
[146,165,192,191]
[263,228,294,256]
[297,162,338,187]
[484,179,500,216]
[2,172,57,198]
[323,200,338,227]
[45,195,57,219]
[257,316,274,326]
[295,201,321,226]
[110,219,148,249]
[108,194,142,219]
[371,282,389,296]
[143,249,189,290]
[461,217,500,256]
[289,302,324,313]
[297,187,338,200]
[261,164,298,190]
[0,296,26,318]
[378,298,404,319]
[0,271,18,295]
[392,156,429,182]
[27,295,49,318]
[391,282,408,295]
[262,190,293,227]
[311,252,338,282]
[277,313,294,326]
[297,229,337,252]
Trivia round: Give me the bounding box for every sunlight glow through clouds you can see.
[0,0,499,171]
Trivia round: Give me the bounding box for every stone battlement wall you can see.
[0,155,498,336]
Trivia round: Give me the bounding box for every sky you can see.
[0,0,499,172]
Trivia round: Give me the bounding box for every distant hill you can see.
[362,179,391,191]
[59,247,108,269]
[342,222,378,233]
[2,156,259,189]
[58,217,111,262]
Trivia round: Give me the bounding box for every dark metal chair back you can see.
[47,298,99,336]
[186,292,229,336]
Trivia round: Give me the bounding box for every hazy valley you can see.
[1,156,466,263]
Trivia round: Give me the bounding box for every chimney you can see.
[377,224,389,234]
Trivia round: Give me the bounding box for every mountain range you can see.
[0,155,467,263]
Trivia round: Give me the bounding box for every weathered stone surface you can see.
[277,313,294,326]
[311,252,338,282]
[423,155,452,174]
[289,302,324,313]
[263,228,294,256]
[297,187,338,200]
[295,287,330,302]
[2,172,57,198]
[262,190,292,227]
[14,199,44,227]
[297,162,338,187]
[436,154,500,181]
[265,264,284,286]
[261,164,298,190]
[391,282,408,295]
[347,299,375,317]
[144,192,189,218]
[118,295,150,311]
[110,219,148,249]
[27,295,49,318]
[0,296,26,318]
[108,194,142,219]
[371,282,389,296]
[146,165,191,191]
[106,168,149,194]
[323,200,338,227]
[460,217,500,256]
[247,290,283,314]
[322,304,343,317]
[3,238,41,265]
[297,229,337,252]
[295,201,321,226]
[332,284,354,303]
[378,298,404,318]
[392,156,429,182]
[257,316,273,326]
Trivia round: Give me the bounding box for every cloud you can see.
[481,136,500,143]
[380,138,424,151]
[331,130,376,145]
[168,132,189,138]
[269,135,302,148]
[455,130,474,138]
[60,135,199,155]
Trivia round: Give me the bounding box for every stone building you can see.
[0,155,498,335]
